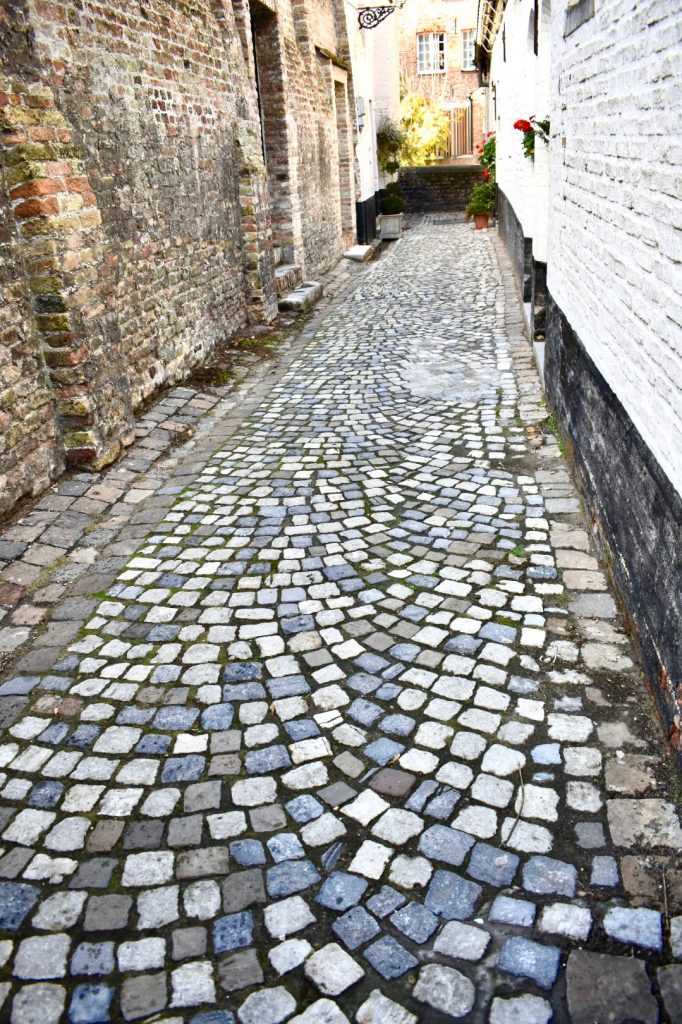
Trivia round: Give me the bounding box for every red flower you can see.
[482,169,490,180]
[513,119,532,132]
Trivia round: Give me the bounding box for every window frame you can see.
[461,29,476,71]
[416,32,446,75]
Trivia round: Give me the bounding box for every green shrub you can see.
[380,193,406,215]
[399,92,449,166]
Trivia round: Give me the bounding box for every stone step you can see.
[275,263,303,298]
[344,243,375,263]
[278,280,323,313]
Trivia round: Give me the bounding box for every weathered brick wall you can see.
[399,164,482,212]
[0,0,364,513]
[0,1,61,512]
[26,0,269,409]
[0,157,64,515]
[250,0,357,272]
[548,0,682,494]
[0,77,136,468]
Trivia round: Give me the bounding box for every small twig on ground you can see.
[662,869,669,930]
[504,767,525,848]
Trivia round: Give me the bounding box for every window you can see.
[417,33,445,75]
[461,29,476,71]
[564,0,594,36]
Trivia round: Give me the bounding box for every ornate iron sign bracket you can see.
[358,5,395,28]
[358,0,404,29]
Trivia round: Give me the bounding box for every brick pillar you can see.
[0,77,135,468]
[236,123,278,323]
[210,0,278,322]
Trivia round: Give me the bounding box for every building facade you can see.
[0,0,391,515]
[398,0,485,158]
[478,0,682,752]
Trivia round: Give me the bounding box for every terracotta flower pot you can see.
[474,213,490,230]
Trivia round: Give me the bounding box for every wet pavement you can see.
[0,217,680,1023]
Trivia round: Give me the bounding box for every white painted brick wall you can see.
[372,16,401,126]
[548,0,682,493]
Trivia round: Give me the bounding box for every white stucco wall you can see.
[489,0,552,262]
[548,0,682,493]
[344,9,401,203]
[372,15,401,125]
[345,13,379,202]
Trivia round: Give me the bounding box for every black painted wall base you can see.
[531,259,547,336]
[545,293,682,749]
[497,187,532,301]
[356,194,378,245]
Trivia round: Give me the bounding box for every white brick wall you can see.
[548,0,682,493]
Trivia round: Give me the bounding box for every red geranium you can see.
[513,119,532,132]
[482,169,490,180]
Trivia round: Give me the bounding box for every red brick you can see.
[13,197,60,219]
[9,179,63,200]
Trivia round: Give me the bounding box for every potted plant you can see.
[466,131,496,228]
[465,181,495,229]
[379,181,406,240]
[513,116,550,159]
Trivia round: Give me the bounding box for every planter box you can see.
[379,212,403,240]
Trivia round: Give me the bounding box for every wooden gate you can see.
[449,104,473,157]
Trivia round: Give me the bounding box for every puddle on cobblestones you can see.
[0,220,679,1024]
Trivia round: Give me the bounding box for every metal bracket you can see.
[358,6,394,28]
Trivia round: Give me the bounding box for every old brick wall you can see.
[0,77,136,469]
[0,0,63,514]
[0,154,64,516]
[26,0,271,409]
[292,1,357,271]
[1,0,366,514]
[399,164,482,212]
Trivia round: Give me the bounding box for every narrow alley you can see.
[0,220,679,1023]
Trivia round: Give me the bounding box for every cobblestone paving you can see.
[0,256,366,685]
[1,218,681,1023]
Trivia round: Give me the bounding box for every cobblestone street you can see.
[0,219,680,1023]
